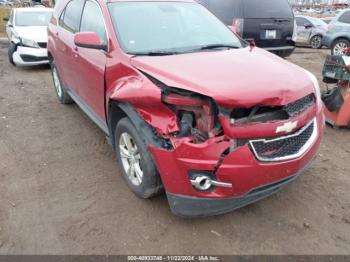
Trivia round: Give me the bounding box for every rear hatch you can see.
[242,0,294,49]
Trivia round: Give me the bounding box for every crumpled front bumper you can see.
[167,173,300,218]
[150,112,324,217]
[13,46,49,66]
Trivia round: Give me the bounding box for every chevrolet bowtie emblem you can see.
[276,121,298,134]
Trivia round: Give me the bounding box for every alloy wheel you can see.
[119,132,143,186]
[333,42,348,55]
[311,36,321,49]
[52,67,63,98]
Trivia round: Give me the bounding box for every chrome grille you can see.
[249,119,317,162]
[283,94,315,117]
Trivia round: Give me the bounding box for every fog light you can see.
[190,174,232,191]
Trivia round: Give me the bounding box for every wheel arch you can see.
[107,101,169,152]
[331,36,350,47]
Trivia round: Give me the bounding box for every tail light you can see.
[231,19,244,37]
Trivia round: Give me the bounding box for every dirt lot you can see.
[0,41,349,255]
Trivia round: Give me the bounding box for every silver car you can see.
[295,16,327,49]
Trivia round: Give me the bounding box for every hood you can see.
[15,26,48,43]
[131,47,314,108]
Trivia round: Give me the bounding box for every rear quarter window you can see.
[60,0,85,33]
[338,11,350,24]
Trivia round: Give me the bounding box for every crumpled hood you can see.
[131,47,314,108]
[15,26,48,43]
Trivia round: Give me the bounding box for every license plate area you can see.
[265,30,277,39]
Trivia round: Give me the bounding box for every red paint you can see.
[48,0,324,203]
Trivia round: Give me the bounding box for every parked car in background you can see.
[4,7,53,66]
[322,9,350,55]
[295,16,327,49]
[198,0,296,57]
[48,0,324,217]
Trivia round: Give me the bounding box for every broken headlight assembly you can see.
[20,38,40,49]
[161,89,222,142]
[141,72,223,143]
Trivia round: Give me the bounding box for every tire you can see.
[331,38,350,55]
[115,117,163,199]
[310,35,322,49]
[8,42,16,66]
[50,60,73,104]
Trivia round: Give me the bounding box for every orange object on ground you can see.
[324,83,350,127]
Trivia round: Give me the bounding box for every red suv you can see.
[48,0,324,217]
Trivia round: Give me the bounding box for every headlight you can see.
[20,38,40,48]
[304,69,323,108]
[11,31,20,44]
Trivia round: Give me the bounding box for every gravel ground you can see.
[0,42,349,255]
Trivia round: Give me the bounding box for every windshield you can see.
[243,0,293,19]
[108,2,243,55]
[309,17,327,27]
[15,11,52,26]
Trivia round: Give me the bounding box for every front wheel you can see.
[310,35,322,49]
[115,117,163,198]
[331,39,350,55]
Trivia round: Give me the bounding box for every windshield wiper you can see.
[132,50,179,56]
[198,44,240,50]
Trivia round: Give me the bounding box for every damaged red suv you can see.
[48,0,324,217]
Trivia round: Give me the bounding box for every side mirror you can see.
[74,32,107,51]
[3,17,9,22]
[304,23,313,29]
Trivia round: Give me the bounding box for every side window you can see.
[60,0,85,33]
[296,17,308,27]
[339,11,350,24]
[80,0,107,44]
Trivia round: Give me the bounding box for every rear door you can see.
[55,0,85,93]
[74,0,108,126]
[242,0,294,48]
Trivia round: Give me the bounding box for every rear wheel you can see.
[50,60,73,104]
[8,42,16,66]
[115,117,163,198]
[331,39,350,55]
[310,35,322,49]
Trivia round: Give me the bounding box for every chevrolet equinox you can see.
[48,0,324,217]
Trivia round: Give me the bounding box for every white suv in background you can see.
[4,7,53,66]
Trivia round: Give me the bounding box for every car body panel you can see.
[48,0,324,216]
[130,48,313,108]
